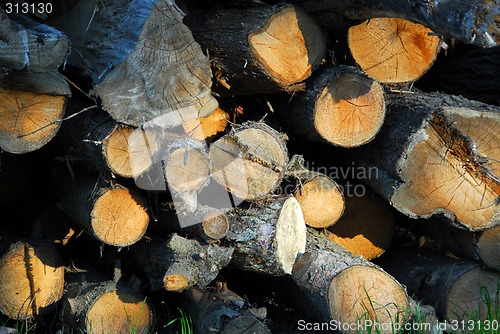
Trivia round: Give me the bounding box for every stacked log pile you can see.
[0,0,499,332]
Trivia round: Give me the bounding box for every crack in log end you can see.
[23,245,38,318]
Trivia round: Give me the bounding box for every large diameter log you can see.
[283,65,386,147]
[0,240,64,320]
[182,286,271,334]
[379,248,499,322]
[355,92,500,231]
[187,4,326,96]
[292,229,410,333]
[0,71,71,153]
[225,197,306,276]
[209,122,288,201]
[131,234,233,292]
[295,0,500,47]
[348,18,441,84]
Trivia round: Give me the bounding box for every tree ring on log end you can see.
[477,227,500,271]
[202,211,230,241]
[164,274,190,292]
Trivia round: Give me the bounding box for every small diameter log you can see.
[286,155,345,228]
[0,71,70,153]
[182,286,271,334]
[292,229,410,333]
[283,65,385,147]
[323,189,395,260]
[0,240,64,319]
[182,107,229,141]
[209,122,288,201]
[348,18,441,84]
[187,3,326,95]
[56,172,149,247]
[296,0,500,47]
[379,248,499,322]
[131,234,233,292]
[355,92,500,231]
[62,270,152,333]
[225,197,306,276]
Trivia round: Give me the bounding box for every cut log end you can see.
[182,107,228,141]
[164,145,210,194]
[477,227,500,270]
[328,266,409,333]
[91,187,149,246]
[294,176,345,228]
[164,274,190,292]
[248,6,326,89]
[201,210,230,241]
[85,290,151,333]
[315,71,385,147]
[348,18,441,83]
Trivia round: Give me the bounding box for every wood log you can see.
[209,122,288,201]
[182,285,271,334]
[378,248,499,322]
[130,234,233,292]
[348,18,441,84]
[294,0,500,47]
[56,170,149,247]
[182,107,229,141]
[0,71,71,153]
[323,189,395,260]
[187,3,326,96]
[61,269,152,333]
[225,197,306,276]
[0,240,64,320]
[282,65,386,147]
[286,155,345,228]
[291,229,410,333]
[355,92,500,231]
[0,9,69,76]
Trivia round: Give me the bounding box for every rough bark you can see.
[294,0,500,47]
[291,229,410,333]
[379,248,499,322]
[225,197,307,276]
[354,92,500,231]
[282,65,386,147]
[0,71,71,153]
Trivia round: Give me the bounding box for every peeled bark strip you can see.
[209,122,288,201]
[348,18,441,84]
[379,248,499,322]
[187,4,326,95]
[131,235,233,292]
[0,71,70,153]
[324,190,394,260]
[0,10,69,76]
[56,172,149,247]
[356,92,500,231]
[295,0,500,47]
[225,197,306,276]
[0,240,64,320]
[182,107,229,141]
[292,229,410,333]
[284,65,386,147]
[62,271,152,333]
[182,286,271,334]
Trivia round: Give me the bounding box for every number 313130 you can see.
[3,2,53,14]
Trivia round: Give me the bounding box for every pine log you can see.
[286,155,345,228]
[0,9,69,76]
[355,92,500,231]
[291,229,410,333]
[0,71,71,153]
[187,3,326,96]
[379,248,499,322]
[130,234,233,292]
[209,122,288,201]
[225,197,306,276]
[182,107,229,141]
[182,285,271,334]
[348,18,441,84]
[61,270,152,333]
[0,240,64,320]
[323,189,395,260]
[294,0,500,47]
[282,65,386,147]
[56,171,149,247]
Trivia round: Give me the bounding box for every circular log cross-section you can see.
[477,226,500,270]
[348,18,441,83]
[0,241,64,319]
